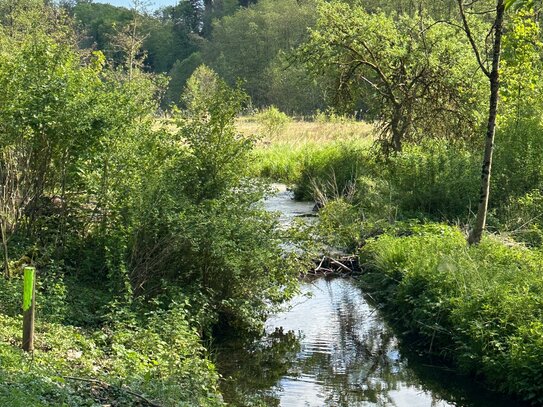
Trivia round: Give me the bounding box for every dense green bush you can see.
[385,142,480,220]
[360,225,543,404]
[254,106,291,138]
[128,66,304,335]
[0,7,305,404]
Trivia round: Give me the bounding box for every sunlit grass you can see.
[246,117,375,184]
[237,116,374,147]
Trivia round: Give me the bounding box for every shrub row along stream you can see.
[250,123,543,405]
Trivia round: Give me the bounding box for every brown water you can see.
[216,186,520,407]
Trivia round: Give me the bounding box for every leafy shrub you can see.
[316,199,361,251]
[360,225,543,404]
[129,67,305,335]
[255,106,292,138]
[385,142,479,220]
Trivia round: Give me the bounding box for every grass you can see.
[246,117,374,192]
[237,116,374,146]
[359,224,543,405]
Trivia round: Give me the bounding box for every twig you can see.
[62,376,163,407]
[315,256,326,272]
[329,258,353,273]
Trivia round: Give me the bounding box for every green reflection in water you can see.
[216,278,526,407]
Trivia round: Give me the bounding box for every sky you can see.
[93,0,178,11]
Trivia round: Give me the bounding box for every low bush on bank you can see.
[384,143,479,220]
[0,308,223,406]
[359,225,543,405]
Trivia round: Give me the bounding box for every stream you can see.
[216,185,517,407]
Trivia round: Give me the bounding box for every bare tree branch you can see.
[457,0,491,77]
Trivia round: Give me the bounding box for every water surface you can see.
[263,184,315,225]
[263,278,453,406]
[217,185,519,407]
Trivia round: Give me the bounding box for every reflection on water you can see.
[217,277,520,407]
[264,277,454,407]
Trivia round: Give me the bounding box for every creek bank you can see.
[358,225,541,405]
[216,186,525,406]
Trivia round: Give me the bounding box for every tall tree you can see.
[301,1,484,152]
[203,0,320,111]
[460,0,533,244]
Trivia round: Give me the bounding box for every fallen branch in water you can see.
[309,256,361,276]
[329,258,353,273]
[315,256,326,272]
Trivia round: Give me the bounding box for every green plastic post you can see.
[22,266,36,352]
[23,267,35,311]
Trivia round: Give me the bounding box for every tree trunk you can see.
[390,109,403,153]
[392,129,402,153]
[204,0,213,15]
[0,219,9,279]
[468,0,505,245]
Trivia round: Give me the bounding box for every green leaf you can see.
[505,0,533,11]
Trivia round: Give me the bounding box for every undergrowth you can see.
[0,304,223,406]
[359,225,543,405]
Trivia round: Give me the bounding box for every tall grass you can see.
[247,116,374,199]
[238,116,374,146]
